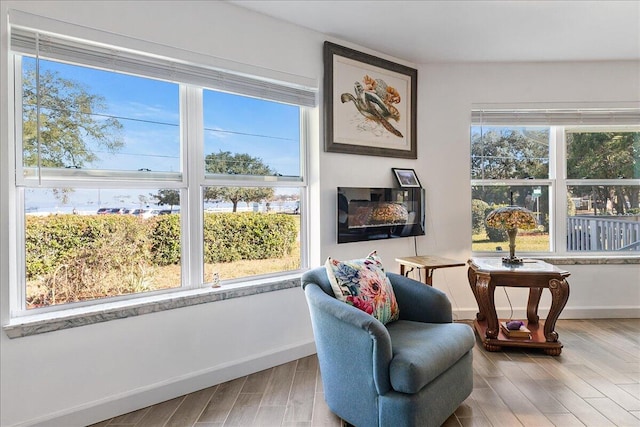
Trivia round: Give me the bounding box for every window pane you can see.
[24,187,182,309]
[566,130,640,179]
[22,57,180,174]
[203,186,301,283]
[472,185,550,253]
[471,126,550,179]
[203,90,300,177]
[567,185,640,251]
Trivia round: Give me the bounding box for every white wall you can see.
[1,1,638,426]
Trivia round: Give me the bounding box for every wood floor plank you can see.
[253,405,287,426]
[196,377,246,424]
[472,345,503,379]
[260,360,297,406]
[569,364,640,411]
[86,319,639,427]
[134,396,185,427]
[108,406,150,425]
[283,369,316,423]
[296,355,319,372]
[484,376,555,427]
[584,397,640,426]
[455,397,485,419]
[223,392,262,426]
[164,386,217,427]
[619,383,640,397]
[311,392,341,427]
[541,384,616,427]
[470,388,523,426]
[545,412,587,426]
[534,357,604,399]
[442,413,463,426]
[242,368,273,394]
[493,360,569,415]
[459,416,494,427]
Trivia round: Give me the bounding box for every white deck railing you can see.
[567,216,640,251]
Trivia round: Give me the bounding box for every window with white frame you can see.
[10,23,315,314]
[471,108,640,255]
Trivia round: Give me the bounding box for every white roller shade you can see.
[11,26,317,108]
[471,108,640,126]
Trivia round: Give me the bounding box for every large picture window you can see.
[471,108,640,256]
[10,24,315,314]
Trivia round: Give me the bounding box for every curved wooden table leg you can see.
[468,267,485,321]
[544,278,570,343]
[527,287,543,324]
[475,273,498,339]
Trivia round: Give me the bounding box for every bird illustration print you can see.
[341,75,403,137]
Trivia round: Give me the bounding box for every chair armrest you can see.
[387,272,453,323]
[304,283,393,395]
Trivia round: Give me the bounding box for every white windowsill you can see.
[3,273,302,339]
[536,255,640,265]
[471,253,640,265]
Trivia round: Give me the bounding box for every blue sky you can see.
[25,57,301,176]
[23,58,301,211]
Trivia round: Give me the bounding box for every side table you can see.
[467,257,570,356]
[396,255,465,286]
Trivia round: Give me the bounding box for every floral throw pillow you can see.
[325,251,400,325]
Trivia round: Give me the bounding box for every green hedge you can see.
[471,199,489,234]
[25,212,298,279]
[25,214,153,279]
[203,213,298,263]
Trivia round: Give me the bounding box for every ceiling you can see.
[229,0,640,64]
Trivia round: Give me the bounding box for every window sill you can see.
[471,253,640,265]
[3,273,302,339]
[536,255,640,265]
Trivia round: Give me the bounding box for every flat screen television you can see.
[337,187,425,244]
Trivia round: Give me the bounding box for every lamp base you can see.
[502,256,524,264]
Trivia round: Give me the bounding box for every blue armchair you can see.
[302,267,475,427]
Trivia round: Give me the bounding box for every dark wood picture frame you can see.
[324,41,417,159]
[392,168,422,188]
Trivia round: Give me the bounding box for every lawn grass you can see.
[472,231,550,252]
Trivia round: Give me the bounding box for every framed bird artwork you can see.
[324,41,417,159]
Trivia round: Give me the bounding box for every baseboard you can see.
[19,340,317,427]
[454,306,640,320]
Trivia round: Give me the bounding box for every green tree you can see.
[567,131,639,215]
[471,127,551,214]
[22,65,124,169]
[203,151,275,212]
[152,189,180,211]
[471,127,549,181]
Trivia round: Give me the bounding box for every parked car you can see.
[159,209,180,215]
[131,208,158,219]
[97,207,127,214]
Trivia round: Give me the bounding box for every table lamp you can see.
[485,200,537,264]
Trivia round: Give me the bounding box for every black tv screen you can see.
[337,187,425,244]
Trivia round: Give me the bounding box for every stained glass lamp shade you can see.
[485,205,537,264]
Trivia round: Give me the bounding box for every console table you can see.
[467,257,570,355]
[396,255,465,286]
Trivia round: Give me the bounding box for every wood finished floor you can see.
[90,319,640,427]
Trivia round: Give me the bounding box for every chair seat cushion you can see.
[386,320,475,394]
